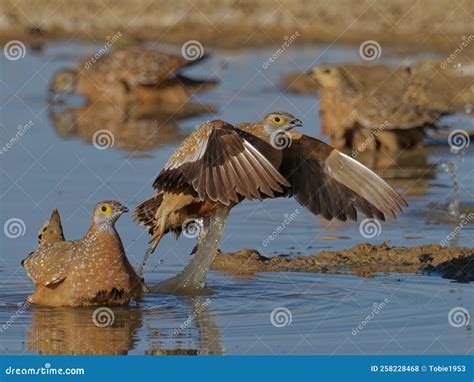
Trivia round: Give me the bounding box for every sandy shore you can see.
[216,243,474,282]
[1,0,473,51]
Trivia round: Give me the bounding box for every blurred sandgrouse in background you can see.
[22,201,143,307]
[311,65,445,153]
[134,112,407,258]
[49,47,218,105]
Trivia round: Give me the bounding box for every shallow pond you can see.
[0,42,472,355]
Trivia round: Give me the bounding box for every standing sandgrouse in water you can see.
[311,65,440,152]
[22,201,143,307]
[134,112,407,258]
[50,47,217,105]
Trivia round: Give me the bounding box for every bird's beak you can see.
[290,118,303,129]
[306,69,317,79]
[120,206,129,214]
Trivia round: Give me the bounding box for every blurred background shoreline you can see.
[1,0,473,51]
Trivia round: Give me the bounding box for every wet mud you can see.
[215,243,474,281]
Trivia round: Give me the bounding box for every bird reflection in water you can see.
[146,297,224,356]
[49,100,216,152]
[27,296,223,355]
[351,148,436,197]
[27,305,142,355]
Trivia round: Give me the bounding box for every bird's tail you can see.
[38,208,65,250]
[175,74,219,95]
[133,193,165,253]
[182,53,210,68]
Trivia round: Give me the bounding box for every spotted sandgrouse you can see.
[311,65,440,152]
[22,201,143,307]
[134,112,407,255]
[50,47,217,104]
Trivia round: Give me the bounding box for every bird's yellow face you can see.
[93,201,129,227]
[272,115,285,125]
[262,112,302,133]
[311,66,344,88]
[98,204,113,215]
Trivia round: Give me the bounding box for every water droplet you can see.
[465,103,472,114]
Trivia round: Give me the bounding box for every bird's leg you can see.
[138,208,171,278]
[137,246,154,279]
[150,207,231,295]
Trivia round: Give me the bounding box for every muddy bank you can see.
[1,0,473,50]
[215,243,474,282]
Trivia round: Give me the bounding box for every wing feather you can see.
[154,121,289,205]
[282,134,407,221]
[22,242,76,286]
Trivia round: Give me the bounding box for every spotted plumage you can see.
[50,47,217,104]
[134,113,407,259]
[22,201,143,307]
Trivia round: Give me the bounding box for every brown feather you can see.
[281,134,406,221]
[154,121,288,205]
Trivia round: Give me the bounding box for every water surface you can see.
[0,42,473,355]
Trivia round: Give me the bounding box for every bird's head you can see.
[261,112,302,135]
[50,69,77,93]
[92,200,128,229]
[310,66,344,88]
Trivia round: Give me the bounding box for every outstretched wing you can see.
[22,242,76,287]
[154,121,290,205]
[281,133,407,221]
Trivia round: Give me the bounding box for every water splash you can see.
[441,134,470,247]
[441,160,461,219]
[150,207,231,295]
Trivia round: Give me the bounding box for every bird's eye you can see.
[272,116,285,124]
[324,68,331,74]
[99,205,112,215]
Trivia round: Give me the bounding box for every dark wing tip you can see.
[182,53,210,68]
[21,252,34,267]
